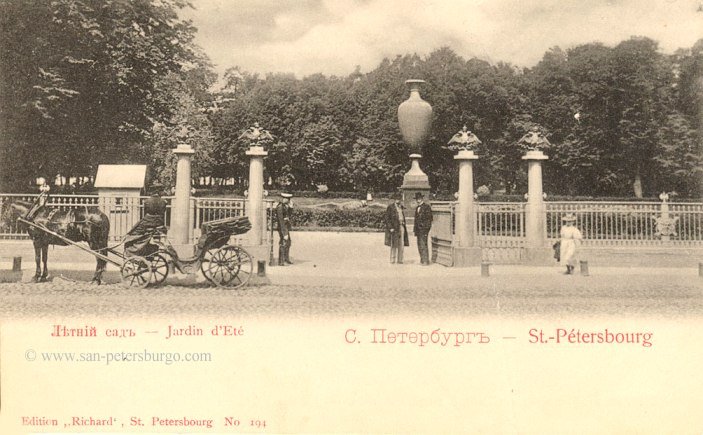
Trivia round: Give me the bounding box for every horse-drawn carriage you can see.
[116,216,253,288]
[2,198,253,288]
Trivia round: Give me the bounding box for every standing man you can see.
[384,193,409,264]
[413,192,433,265]
[276,192,293,265]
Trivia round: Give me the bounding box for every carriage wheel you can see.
[121,256,152,288]
[200,247,218,282]
[205,245,253,288]
[148,253,169,286]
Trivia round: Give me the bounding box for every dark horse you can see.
[1,199,110,283]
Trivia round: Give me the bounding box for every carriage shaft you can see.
[17,217,120,267]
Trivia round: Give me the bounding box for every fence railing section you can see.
[475,202,525,263]
[546,201,703,246]
[0,194,273,245]
[476,202,526,240]
[3,194,701,249]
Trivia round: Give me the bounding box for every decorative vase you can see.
[397,79,432,154]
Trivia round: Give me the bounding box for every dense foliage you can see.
[1,0,701,198]
[0,0,214,190]
[210,40,703,198]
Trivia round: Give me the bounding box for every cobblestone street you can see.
[1,231,702,318]
[1,275,702,318]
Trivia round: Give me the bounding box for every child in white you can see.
[560,214,582,274]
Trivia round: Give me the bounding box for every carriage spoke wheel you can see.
[148,253,169,286]
[200,248,218,282]
[206,245,253,288]
[121,256,152,288]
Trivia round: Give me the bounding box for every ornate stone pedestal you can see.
[401,154,430,224]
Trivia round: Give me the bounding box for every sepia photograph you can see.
[1,0,703,433]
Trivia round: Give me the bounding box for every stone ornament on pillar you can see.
[239,122,274,148]
[398,80,432,154]
[447,126,482,152]
[398,79,432,214]
[518,127,551,160]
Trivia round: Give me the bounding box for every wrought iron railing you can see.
[546,201,703,246]
[0,193,274,245]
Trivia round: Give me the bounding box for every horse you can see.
[1,199,110,284]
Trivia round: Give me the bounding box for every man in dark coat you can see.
[276,192,293,265]
[384,194,409,264]
[413,192,433,265]
[124,189,167,256]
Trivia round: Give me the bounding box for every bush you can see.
[290,207,385,230]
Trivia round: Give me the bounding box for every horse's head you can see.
[0,200,30,231]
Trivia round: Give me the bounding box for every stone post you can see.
[455,150,478,247]
[246,145,268,246]
[522,149,551,264]
[452,149,482,266]
[169,144,195,246]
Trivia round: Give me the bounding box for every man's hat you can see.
[562,213,576,222]
[414,192,424,200]
[149,184,163,195]
[280,192,293,198]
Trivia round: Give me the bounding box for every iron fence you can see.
[546,201,703,246]
[0,193,273,245]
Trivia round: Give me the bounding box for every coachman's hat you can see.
[280,192,293,198]
[414,192,424,200]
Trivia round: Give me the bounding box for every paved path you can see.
[1,232,701,318]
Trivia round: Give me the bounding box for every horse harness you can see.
[35,207,93,240]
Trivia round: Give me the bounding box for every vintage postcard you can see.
[1,0,702,433]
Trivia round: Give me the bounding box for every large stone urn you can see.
[398,79,432,218]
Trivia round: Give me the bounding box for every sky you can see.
[182,0,703,77]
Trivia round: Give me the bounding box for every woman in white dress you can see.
[560,214,582,274]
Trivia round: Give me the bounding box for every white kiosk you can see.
[94,165,147,240]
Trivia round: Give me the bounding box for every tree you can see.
[0,0,204,190]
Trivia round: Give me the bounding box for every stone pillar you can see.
[452,149,482,266]
[455,150,478,247]
[169,144,195,246]
[246,145,268,246]
[522,149,551,264]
